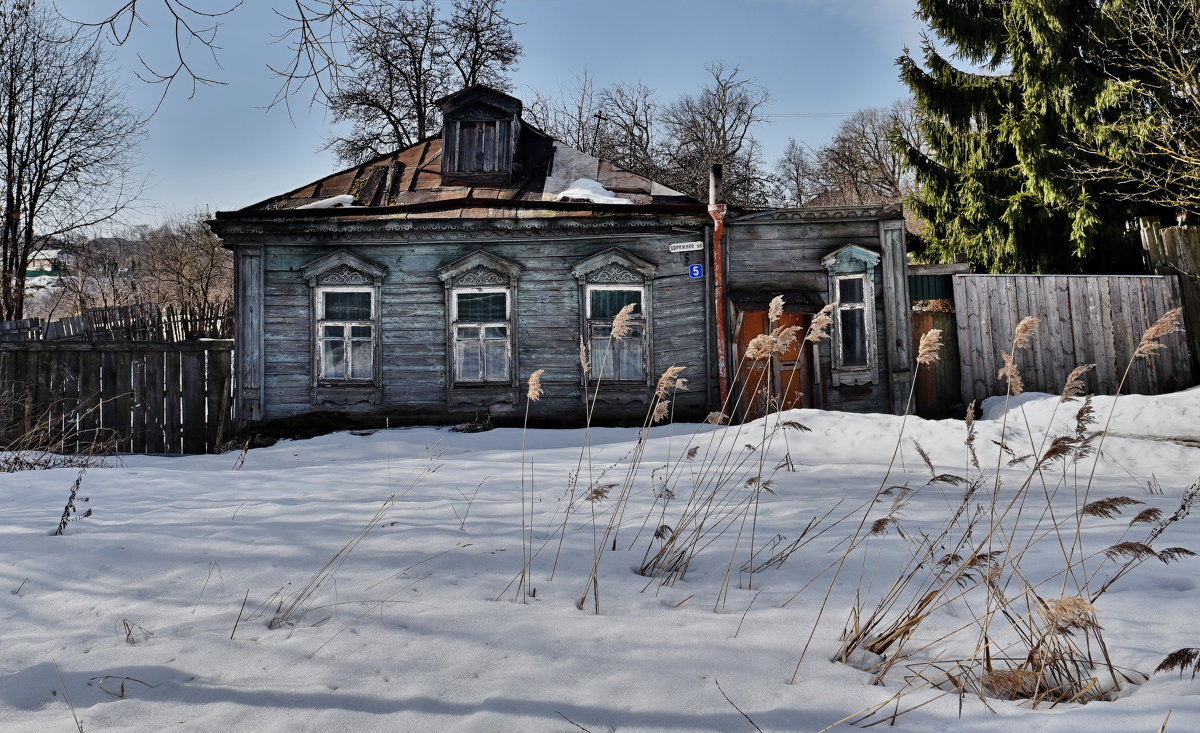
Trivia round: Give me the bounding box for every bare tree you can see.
[55,235,142,313]
[134,213,232,312]
[771,138,821,207]
[525,70,604,155]
[597,82,660,177]
[323,0,520,164]
[770,99,923,208]
[444,0,520,88]
[54,212,231,316]
[324,0,449,163]
[658,63,772,206]
[1,2,144,320]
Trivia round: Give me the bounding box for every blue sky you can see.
[53,0,925,221]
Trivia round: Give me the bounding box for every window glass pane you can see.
[350,339,372,379]
[324,291,371,320]
[483,339,509,381]
[456,291,506,321]
[590,289,642,319]
[350,325,372,338]
[323,325,344,338]
[589,335,613,379]
[840,310,867,366]
[838,278,864,304]
[456,338,482,381]
[457,326,478,340]
[322,339,345,379]
[483,325,508,339]
[616,335,645,380]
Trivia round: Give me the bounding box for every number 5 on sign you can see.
[688,264,704,279]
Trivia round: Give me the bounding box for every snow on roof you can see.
[554,178,633,205]
[296,194,357,210]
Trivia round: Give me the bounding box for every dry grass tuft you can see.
[706,411,729,425]
[609,302,637,340]
[655,366,687,399]
[768,295,784,322]
[1061,364,1094,401]
[1103,541,1158,562]
[916,328,943,366]
[1013,316,1040,349]
[1080,496,1143,519]
[651,400,670,424]
[981,669,1039,699]
[526,369,545,402]
[1129,507,1164,526]
[997,351,1024,395]
[1040,596,1099,633]
[806,304,834,342]
[743,333,772,360]
[578,336,590,378]
[1156,647,1200,679]
[1135,308,1184,359]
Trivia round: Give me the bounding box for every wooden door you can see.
[734,309,813,421]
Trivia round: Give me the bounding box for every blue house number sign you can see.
[688,264,704,279]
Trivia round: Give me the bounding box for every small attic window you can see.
[445,117,513,179]
[437,86,522,184]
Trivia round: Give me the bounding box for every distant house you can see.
[25,249,70,278]
[211,85,911,431]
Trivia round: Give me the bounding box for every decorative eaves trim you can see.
[570,247,657,281]
[437,249,522,283]
[299,249,387,284]
[730,204,903,223]
[822,244,882,272]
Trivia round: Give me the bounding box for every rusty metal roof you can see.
[232,123,702,219]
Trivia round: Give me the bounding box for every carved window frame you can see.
[438,251,521,389]
[571,248,657,386]
[300,251,387,392]
[821,245,881,387]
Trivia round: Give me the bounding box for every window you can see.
[836,276,868,367]
[455,121,505,174]
[452,287,512,383]
[317,288,375,381]
[437,250,522,388]
[300,250,387,395]
[821,244,880,387]
[586,285,646,382]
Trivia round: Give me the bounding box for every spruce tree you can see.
[900,0,1144,273]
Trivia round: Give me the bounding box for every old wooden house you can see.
[211,85,912,431]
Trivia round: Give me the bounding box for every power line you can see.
[763,112,853,118]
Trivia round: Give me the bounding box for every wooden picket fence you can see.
[0,340,234,455]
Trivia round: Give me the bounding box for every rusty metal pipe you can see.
[708,165,730,408]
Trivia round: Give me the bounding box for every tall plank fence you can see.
[953,275,1192,406]
[0,340,234,454]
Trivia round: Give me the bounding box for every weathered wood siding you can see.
[243,229,712,427]
[725,211,910,414]
[953,275,1192,405]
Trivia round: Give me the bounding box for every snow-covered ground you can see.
[2,389,1198,732]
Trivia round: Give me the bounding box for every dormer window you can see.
[436,85,521,184]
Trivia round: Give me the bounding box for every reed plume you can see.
[610,302,636,339]
[916,328,943,366]
[1134,307,1184,359]
[527,369,545,401]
